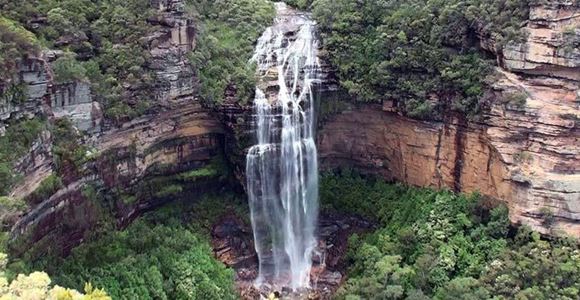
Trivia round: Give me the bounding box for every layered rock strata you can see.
[319,1,579,236]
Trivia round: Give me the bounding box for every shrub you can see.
[187,0,274,104]
[503,91,528,108]
[26,174,63,204]
[282,0,313,9]
[51,118,90,175]
[0,17,40,86]
[311,0,529,119]
[154,184,183,198]
[52,52,87,84]
[0,119,44,195]
[539,207,555,228]
[0,83,27,104]
[323,172,580,299]
[512,151,533,164]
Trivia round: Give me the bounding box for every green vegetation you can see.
[503,91,528,108]
[0,0,157,123]
[178,154,229,182]
[40,222,236,300]
[52,52,88,84]
[282,0,313,9]
[0,196,27,232]
[512,151,533,164]
[310,0,529,120]
[187,0,274,105]
[0,197,26,216]
[116,154,231,207]
[0,252,110,299]
[560,25,579,54]
[179,167,219,181]
[17,194,245,300]
[320,171,580,299]
[0,82,27,105]
[539,207,555,229]
[0,0,277,117]
[0,119,44,195]
[154,184,184,198]
[26,174,63,205]
[51,118,90,176]
[318,90,355,122]
[0,16,40,90]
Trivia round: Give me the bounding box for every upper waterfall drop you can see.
[245,2,321,290]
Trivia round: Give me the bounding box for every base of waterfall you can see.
[210,212,373,299]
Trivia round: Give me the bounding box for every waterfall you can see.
[246,3,320,290]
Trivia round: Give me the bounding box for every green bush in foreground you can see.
[321,171,580,299]
[0,252,110,300]
[31,221,236,300]
[19,194,245,300]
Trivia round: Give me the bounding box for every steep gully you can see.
[0,0,578,297]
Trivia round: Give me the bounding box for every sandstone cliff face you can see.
[10,100,225,256]
[5,0,579,257]
[2,51,103,202]
[319,1,579,236]
[6,0,228,257]
[0,59,50,135]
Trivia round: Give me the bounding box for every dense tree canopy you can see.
[187,0,274,105]
[0,0,157,122]
[10,194,245,300]
[320,172,580,299]
[0,252,111,299]
[21,221,237,300]
[302,0,530,119]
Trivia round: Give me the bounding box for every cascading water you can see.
[246,2,320,290]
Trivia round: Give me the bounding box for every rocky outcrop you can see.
[7,0,229,257]
[0,58,50,135]
[148,0,197,106]
[0,50,104,135]
[10,100,226,257]
[503,0,579,80]
[319,1,579,236]
[51,81,103,133]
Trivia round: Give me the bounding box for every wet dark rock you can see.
[211,212,373,299]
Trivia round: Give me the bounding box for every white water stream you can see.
[246,2,320,290]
